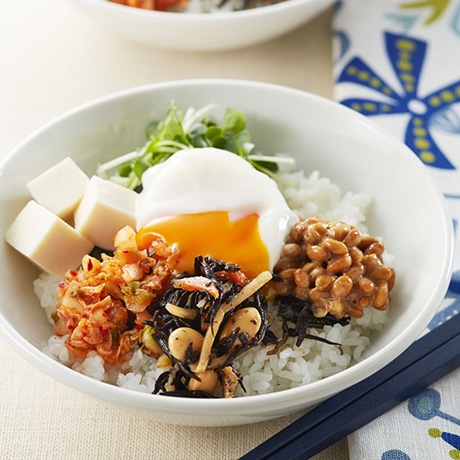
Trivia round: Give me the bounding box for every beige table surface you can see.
[0,1,349,459]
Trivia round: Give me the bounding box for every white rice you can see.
[278,169,371,233]
[36,168,389,397]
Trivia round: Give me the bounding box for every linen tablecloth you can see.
[6,1,459,458]
[0,1,345,459]
[333,1,460,458]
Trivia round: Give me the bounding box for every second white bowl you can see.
[69,0,335,51]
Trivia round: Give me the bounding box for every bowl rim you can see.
[0,78,454,417]
[71,0,335,21]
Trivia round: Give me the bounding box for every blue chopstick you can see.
[240,312,460,460]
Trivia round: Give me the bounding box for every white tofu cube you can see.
[27,157,89,223]
[5,201,93,278]
[74,176,137,250]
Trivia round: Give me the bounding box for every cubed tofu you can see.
[74,176,137,250]
[5,201,93,278]
[27,157,89,224]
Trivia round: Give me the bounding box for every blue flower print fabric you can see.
[333,1,460,458]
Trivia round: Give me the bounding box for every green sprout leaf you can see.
[221,108,246,133]
[97,102,289,190]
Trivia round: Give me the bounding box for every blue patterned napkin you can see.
[332,1,460,458]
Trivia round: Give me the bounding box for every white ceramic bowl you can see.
[0,79,453,426]
[68,0,335,51]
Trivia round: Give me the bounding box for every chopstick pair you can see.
[240,311,460,460]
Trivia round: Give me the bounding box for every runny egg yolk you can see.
[136,211,270,279]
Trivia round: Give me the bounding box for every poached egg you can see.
[135,148,298,278]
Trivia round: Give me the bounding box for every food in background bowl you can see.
[0,80,452,426]
[108,0,283,13]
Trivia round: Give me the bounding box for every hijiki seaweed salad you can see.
[6,103,396,399]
